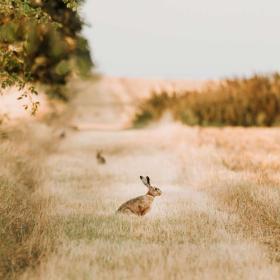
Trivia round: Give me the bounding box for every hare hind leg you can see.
[141,207,151,216]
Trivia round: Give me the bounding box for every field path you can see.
[25,79,280,279]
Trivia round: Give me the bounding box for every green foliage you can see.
[63,0,80,11]
[0,0,93,110]
[134,73,280,127]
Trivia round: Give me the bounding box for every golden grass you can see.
[0,123,58,279]
[201,128,280,263]
[21,124,280,279]
[4,77,280,279]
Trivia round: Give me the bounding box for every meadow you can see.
[1,78,280,279]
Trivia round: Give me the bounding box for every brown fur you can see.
[117,176,162,216]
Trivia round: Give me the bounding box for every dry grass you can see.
[200,128,280,263]
[21,123,280,280]
[4,77,280,279]
[0,123,58,279]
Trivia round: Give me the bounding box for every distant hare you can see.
[117,176,162,216]
[96,150,106,164]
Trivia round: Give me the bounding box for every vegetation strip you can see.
[134,73,280,127]
[0,123,61,279]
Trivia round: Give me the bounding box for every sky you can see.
[81,0,280,79]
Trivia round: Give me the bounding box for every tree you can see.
[0,0,93,113]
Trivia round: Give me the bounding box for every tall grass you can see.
[0,125,57,279]
[134,73,280,127]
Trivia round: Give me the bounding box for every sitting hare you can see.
[96,150,106,164]
[117,176,162,216]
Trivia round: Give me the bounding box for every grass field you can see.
[2,78,280,279]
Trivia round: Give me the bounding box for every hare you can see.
[96,150,106,164]
[117,176,162,216]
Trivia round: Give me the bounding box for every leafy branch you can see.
[0,0,92,115]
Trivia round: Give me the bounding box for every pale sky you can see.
[81,0,280,79]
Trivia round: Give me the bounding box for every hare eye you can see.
[155,188,159,191]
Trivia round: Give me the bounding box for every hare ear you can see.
[146,176,150,185]
[140,176,150,187]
